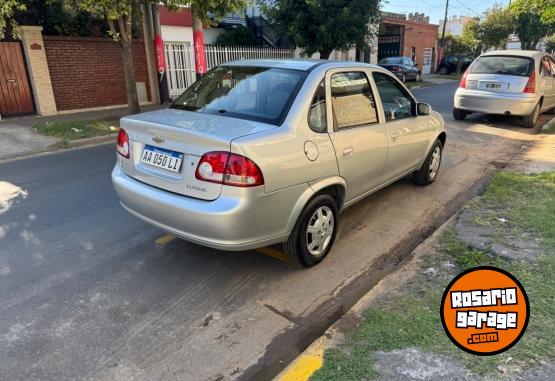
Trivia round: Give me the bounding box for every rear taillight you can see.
[195,151,264,187]
[390,65,400,72]
[459,71,468,88]
[117,129,129,158]
[523,71,536,93]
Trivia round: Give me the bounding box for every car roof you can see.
[481,50,546,59]
[224,59,381,72]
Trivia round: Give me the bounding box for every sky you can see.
[381,0,512,24]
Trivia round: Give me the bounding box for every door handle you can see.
[6,79,16,83]
[343,147,353,156]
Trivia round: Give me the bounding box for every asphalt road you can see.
[0,82,542,380]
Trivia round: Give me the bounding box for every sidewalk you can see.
[0,104,163,161]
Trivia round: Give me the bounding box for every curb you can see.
[0,134,117,164]
[273,214,457,381]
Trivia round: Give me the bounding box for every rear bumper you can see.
[112,164,308,251]
[454,89,539,116]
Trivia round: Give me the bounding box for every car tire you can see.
[439,67,448,75]
[413,139,443,186]
[453,107,467,120]
[522,103,540,128]
[283,194,339,267]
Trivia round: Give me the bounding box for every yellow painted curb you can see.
[275,340,325,381]
[155,234,176,245]
[255,246,288,263]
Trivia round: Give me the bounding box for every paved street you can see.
[0,82,545,380]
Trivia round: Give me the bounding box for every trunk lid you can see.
[120,108,275,201]
[465,73,530,94]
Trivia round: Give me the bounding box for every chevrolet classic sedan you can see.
[112,60,446,267]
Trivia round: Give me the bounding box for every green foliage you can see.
[186,0,249,22]
[443,34,476,57]
[0,0,26,39]
[511,0,554,49]
[263,0,380,59]
[14,0,106,37]
[215,25,258,46]
[479,4,513,49]
[34,119,120,140]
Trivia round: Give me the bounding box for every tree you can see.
[0,0,26,39]
[215,25,258,46]
[263,0,380,59]
[443,34,476,57]
[67,0,247,114]
[479,5,514,49]
[460,18,482,56]
[511,0,554,50]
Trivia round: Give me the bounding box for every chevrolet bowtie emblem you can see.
[152,136,165,144]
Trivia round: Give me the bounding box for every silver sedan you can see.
[454,50,555,128]
[112,59,446,267]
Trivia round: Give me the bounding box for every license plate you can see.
[485,83,502,89]
[141,145,183,173]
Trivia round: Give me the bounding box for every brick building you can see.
[378,13,439,74]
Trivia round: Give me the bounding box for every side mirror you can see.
[417,103,431,116]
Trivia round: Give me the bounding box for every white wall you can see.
[161,25,193,43]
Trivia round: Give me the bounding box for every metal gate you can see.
[164,42,295,100]
[0,42,34,117]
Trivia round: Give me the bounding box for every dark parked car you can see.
[437,55,473,75]
[378,57,420,82]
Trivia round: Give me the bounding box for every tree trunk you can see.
[119,40,141,114]
[319,50,332,59]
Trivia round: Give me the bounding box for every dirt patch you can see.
[454,206,543,262]
[374,348,474,381]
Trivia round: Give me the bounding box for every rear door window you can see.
[469,56,534,77]
[330,72,378,129]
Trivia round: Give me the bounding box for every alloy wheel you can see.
[429,146,442,180]
[305,206,335,257]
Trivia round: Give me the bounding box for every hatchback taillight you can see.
[117,129,129,158]
[523,71,536,93]
[459,71,468,88]
[195,151,264,187]
[390,65,401,72]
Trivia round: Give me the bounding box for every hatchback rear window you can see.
[171,66,306,125]
[469,56,534,77]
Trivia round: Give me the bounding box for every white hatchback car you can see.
[453,50,555,127]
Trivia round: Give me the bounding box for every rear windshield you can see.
[171,66,306,125]
[379,57,403,64]
[469,56,534,77]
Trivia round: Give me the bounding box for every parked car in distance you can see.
[437,55,473,75]
[112,59,446,267]
[378,56,421,82]
[453,50,555,128]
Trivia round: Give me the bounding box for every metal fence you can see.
[164,42,295,99]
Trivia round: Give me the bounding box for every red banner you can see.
[154,35,166,73]
[193,30,206,75]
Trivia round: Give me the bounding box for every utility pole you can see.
[438,0,449,70]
